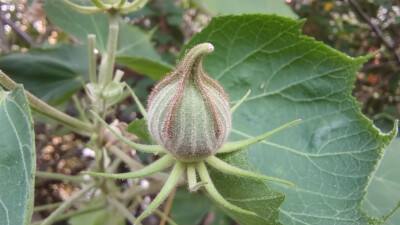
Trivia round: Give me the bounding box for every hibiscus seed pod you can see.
[147,43,231,162]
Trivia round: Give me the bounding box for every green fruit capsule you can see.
[147,43,231,162]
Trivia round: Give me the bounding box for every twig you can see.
[72,94,91,123]
[0,11,37,47]
[0,71,94,136]
[35,171,91,183]
[31,201,104,225]
[39,182,96,225]
[159,187,177,225]
[33,202,63,212]
[348,0,400,63]
[107,196,139,225]
[0,18,10,53]
[108,145,180,183]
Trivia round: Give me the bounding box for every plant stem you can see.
[98,12,119,87]
[0,71,94,136]
[107,196,138,225]
[348,0,400,64]
[35,171,90,183]
[119,181,165,200]
[108,145,172,182]
[31,201,104,225]
[33,202,63,212]
[40,182,96,225]
[0,11,37,47]
[72,94,91,123]
[88,34,97,84]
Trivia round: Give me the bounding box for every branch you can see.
[348,0,400,63]
[0,71,94,136]
[39,183,96,225]
[0,11,37,47]
[0,18,10,53]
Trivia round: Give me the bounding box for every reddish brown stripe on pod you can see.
[146,43,231,162]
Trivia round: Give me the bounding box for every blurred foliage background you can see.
[1,0,398,128]
[0,0,399,224]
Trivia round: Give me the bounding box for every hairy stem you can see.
[31,201,104,225]
[108,145,172,182]
[33,202,63,212]
[231,89,251,114]
[0,71,94,136]
[72,95,90,123]
[83,155,175,179]
[88,34,97,83]
[125,82,147,118]
[205,156,295,187]
[35,171,90,184]
[218,119,301,153]
[98,12,119,86]
[91,111,166,153]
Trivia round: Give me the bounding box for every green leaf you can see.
[192,0,297,18]
[209,150,285,225]
[126,118,151,142]
[43,0,173,80]
[183,14,398,224]
[116,56,172,80]
[362,138,400,224]
[0,44,88,104]
[169,188,231,225]
[0,85,35,225]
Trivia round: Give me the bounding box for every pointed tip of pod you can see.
[202,42,214,52]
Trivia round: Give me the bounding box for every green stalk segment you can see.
[230,89,251,114]
[196,162,257,216]
[205,156,295,187]
[91,111,166,153]
[124,82,147,118]
[83,155,175,179]
[218,119,301,153]
[60,0,102,14]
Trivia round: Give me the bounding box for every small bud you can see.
[100,81,124,99]
[147,43,231,162]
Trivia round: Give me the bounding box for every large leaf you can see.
[0,44,88,104]
[362,138,400,224]
[183,14,398,224]
[0,85,36,225]
[192,0,297,18]
[43,0,173,80]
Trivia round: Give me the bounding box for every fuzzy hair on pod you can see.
[147,43,232,162]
